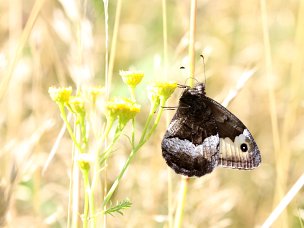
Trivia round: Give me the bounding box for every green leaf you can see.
[104,199,132,216]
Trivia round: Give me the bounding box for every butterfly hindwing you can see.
[205,97,261,169]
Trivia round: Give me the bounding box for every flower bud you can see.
[69,96,86,115]
[77,153,93,171]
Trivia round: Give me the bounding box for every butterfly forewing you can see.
[162,86,220,177]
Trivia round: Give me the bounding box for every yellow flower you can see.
[148,81,177,103]
[120,70,144,88]
[69,96,85,115]
[105,98,141,126]
[48,87,72,103]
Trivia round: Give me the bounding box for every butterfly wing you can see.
[161,87,220,177]
[205,97,261,169]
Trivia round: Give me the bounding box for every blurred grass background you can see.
[0,0,304,227]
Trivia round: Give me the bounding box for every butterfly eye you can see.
[240,143,248,152]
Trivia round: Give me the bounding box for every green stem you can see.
[91,119,115,192]
[99,126,124,167]
[82,169,96,228]
[103,100,164,206]
[174,177,189,228]
[88,185,96,228]
[79,114,88,146]
[82,170,90,228]
[131,118,135,148]
[102,118,115,145]
[103,147,135,206]
[140,99,165,145]
[58,103,82,152]
[138,100,159,144]
[167,167,173,228]
[129,87,136,101]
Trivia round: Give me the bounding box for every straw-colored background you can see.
[0,0,303,227]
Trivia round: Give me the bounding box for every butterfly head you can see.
[179,83,208,116]
[187,83,206,96]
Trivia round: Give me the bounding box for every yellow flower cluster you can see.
[148,81,177,104]
[105,98,141,126]
[120,70,144,88]
[48,87,72,103]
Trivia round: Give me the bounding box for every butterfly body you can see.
[161,83,261,177]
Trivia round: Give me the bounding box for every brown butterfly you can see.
[161,83,261,177]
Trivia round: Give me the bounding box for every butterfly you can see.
[161,83,261,177]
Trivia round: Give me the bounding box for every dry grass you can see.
[0,0,303,227]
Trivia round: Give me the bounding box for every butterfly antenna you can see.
[200,54,207,87]
[178,66,189,88]
[184,77,199,87]
[177,84,188,88]
[179,65,199,87]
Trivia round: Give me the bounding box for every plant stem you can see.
[99,126,123,167]
[129,87,136,101]
[58,104,82,152]
[91,119,114,193]
[103,147,135,206]
[138,101,159,144]
[70,140,80,228]
[261,173,304,228]
[131,118,135,148]
[174,177,188,228]
[174,1,197,227]
[140,100,165,146]
[103,0,109,97]
[88,119,114,227]
[260,0,285,226]
[162,1,172,226]
[79,115,87,146]
[88,184,96,228]
[162,0,168,78]
[82,170,90,228]
[188,0,197,88]
[103,101,163,206]
[108,0,122,93]
[167,167,173,228]
[82,169,96,228]
[103,1,109,225]
[0,0,46,100]
[60,103,85,228]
